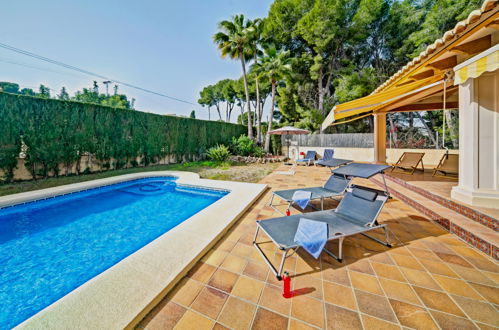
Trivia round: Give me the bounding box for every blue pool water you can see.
[0,177,227,328]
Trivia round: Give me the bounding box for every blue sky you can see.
[0,0,274,120]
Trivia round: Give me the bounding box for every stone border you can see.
[6,172,267,329]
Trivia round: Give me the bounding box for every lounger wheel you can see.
[276,275,282,281]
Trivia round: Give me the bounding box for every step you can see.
[384,173,498,232]
[370,175,498,261]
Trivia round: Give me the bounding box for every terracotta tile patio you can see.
[138,165,499,330]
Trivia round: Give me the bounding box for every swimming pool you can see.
[0,176,227,329]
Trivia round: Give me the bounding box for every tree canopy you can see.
[201,0,482,148]
[0,80,135,110]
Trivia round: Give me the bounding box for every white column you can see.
[451,70,499,208]
[374,113,387,164]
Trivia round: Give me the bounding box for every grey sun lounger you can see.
[269,173,350,215]
[315,158,352,169]
[296,150,317,166]
[332,163,391,178]
[254,185,391,280]
[314,149,334,165]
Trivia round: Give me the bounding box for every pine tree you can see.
[58,87,70,100]
[38,84,51,98]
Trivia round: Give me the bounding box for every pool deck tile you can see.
[252,307,289,330]
[138,165,499,329]
[190,286,228,319]
[258,284,292,316]
[169,278,204,307]
[208,269,239,294]
[175,310,214,330]
[218,297,256,330]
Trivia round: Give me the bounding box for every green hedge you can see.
[0,92,246,180]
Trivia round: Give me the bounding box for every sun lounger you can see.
[391,152,425,174]
[332,163,391,179]
[315,149,334,166]
[315,158,352,169]
[433,153,458,176]
[254,185,391,279]
[269,173,350,215]
[296,150,316,166]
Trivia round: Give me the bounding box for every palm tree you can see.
[253,46,291,152]
[213,15,254,138]
[248,18,264,144]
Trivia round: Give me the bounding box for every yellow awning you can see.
[321,76,443,130]
[454,44,499,85]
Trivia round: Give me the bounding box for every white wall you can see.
[286,146,374,162]
[286,146,457,166]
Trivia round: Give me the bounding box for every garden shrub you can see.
[230,135,267,157]
[230,135,265,156]
[206,144,231,162]
[253,147,265,158]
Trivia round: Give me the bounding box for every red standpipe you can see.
[285,209,291,216]
[282,271,292,298]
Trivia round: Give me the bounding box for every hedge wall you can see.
[0,92,246,180]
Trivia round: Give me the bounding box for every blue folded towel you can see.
[294,218,328,259]
[292,190,312,209]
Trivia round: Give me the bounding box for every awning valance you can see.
[321,76,443,130]
[454,44,499,85]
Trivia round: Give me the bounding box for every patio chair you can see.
[315,149,334,166]
[269,173,350,215]
[391,152,425,174]
[296,150,317,166]
[433,153,458,176]
[254,185,391,280]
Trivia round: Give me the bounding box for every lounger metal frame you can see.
[255,184,392,280]
[253,218,391,280]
